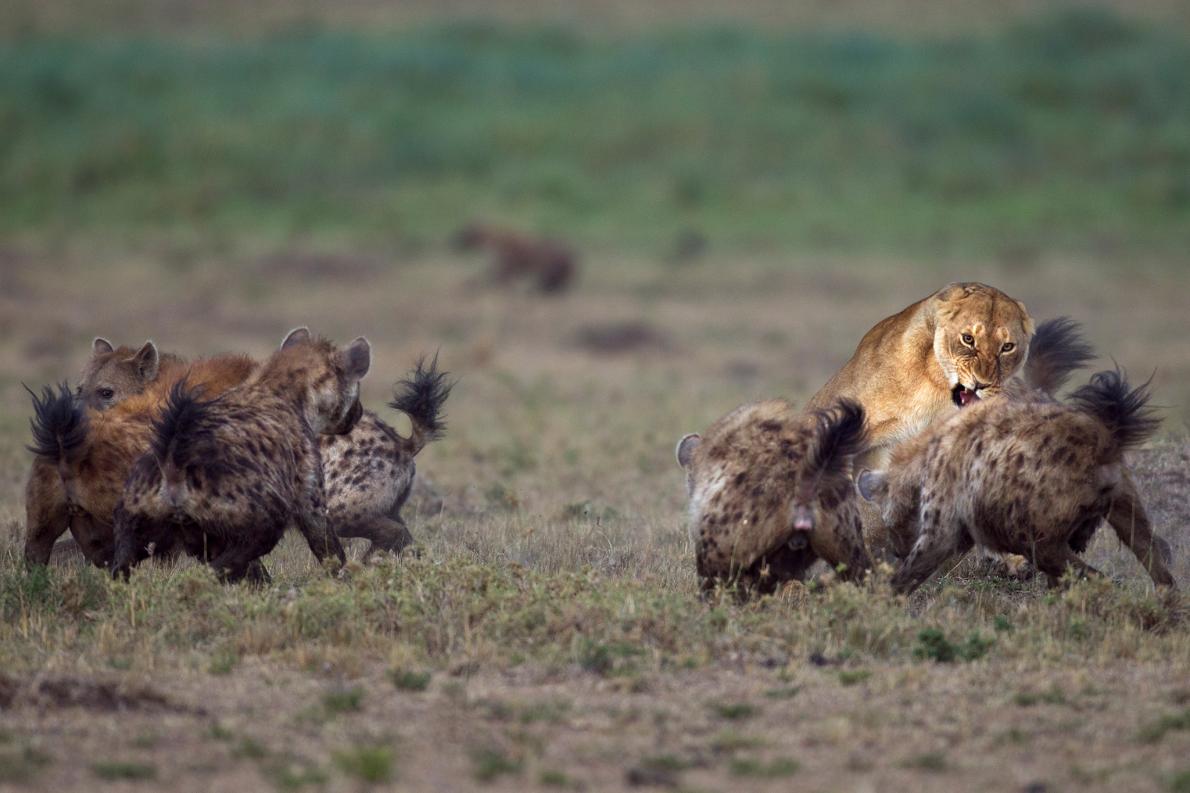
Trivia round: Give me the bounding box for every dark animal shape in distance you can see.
[453,222,577,295]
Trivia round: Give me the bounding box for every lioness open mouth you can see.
[952,384,980,407]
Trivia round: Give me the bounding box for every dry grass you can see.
[0,246,1187,791]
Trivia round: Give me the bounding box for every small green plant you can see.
[1014,686,1067,707]
[209,648,239,675]
[710,730,765,754]
[539,768,572,787]
[470,747,522,783]
[728,756,800,778]
[711,702,758,720]
[838,669,871,686]
[389,668,432,692]
[321,686,365,714]
[1168,769,1190,793]
[913,629,993,663]
[764,685,802,700]
[334,746,394,784]
[233,737,269,760]
[1138,709,1190,744]
[92,761,157,781]
[902,752,948,772]
[0,746,52,784]
[266,759,329,791]
[207,722,234,742]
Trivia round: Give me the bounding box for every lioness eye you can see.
[961,333,975,346]
[1001,342,1015,353]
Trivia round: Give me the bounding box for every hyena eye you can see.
[99,387,115,399]
[1000,342,1015,353]
[961,333,975,346]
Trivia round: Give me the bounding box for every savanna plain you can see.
[1,3,1189,792]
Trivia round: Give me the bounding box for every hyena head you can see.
[277,327,371,435]
[77,338,162,410]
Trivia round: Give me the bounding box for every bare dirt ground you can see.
[0,247,1187,791]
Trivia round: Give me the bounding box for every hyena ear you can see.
[92,337,114,356]
[281,327,312,350]
[856,469,887,502]
[344,337,371,381]
[675,433,701,469]
[129,341,160,381]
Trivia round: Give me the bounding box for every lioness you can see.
[806,282,1035,471]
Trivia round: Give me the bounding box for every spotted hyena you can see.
[111,328,366,582]
[676,399,872,595]
[453,222,577,295]
[78,338,185,411]
[26,338,450,568]
[321,354,452,557]
[23,337,185,564]
[24,354,257,568]
[858,370,1177,592]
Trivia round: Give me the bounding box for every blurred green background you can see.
[3,1,1189,257]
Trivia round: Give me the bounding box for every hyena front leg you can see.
[890,503,972,594]
[292,445,346,568]
[206,525,282,584]
[111,503,172,579]
[336,515,414,559]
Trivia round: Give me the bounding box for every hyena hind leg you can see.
[1106,476,1177,589]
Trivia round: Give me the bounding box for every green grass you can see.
[2,9,1189,255]
[1138,709,1190,744]
[332,746,394,784]
[0,554,1183,676]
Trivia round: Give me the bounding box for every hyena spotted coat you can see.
[26,342,450,567]
[859,370,1177,592]
[111,329,365,582]
[25,354,256,568]
[676,399,872,594]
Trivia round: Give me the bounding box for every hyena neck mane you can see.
[249,338,342,419]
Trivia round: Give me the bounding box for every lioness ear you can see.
[1016,301,1036,337]
[92,337,114,356]
[344,337,371,381]
[857,469,887,502]
[281,327,312,350]
[675,433,701,469]
[129,341,160,381]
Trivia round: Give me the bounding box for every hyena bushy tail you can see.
[25,382,88,464]
[150,380,217,483]
[805,398,867,483]
[1023,317,1096,396]
[388,353,454,456]
[1068,369,1160,459]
